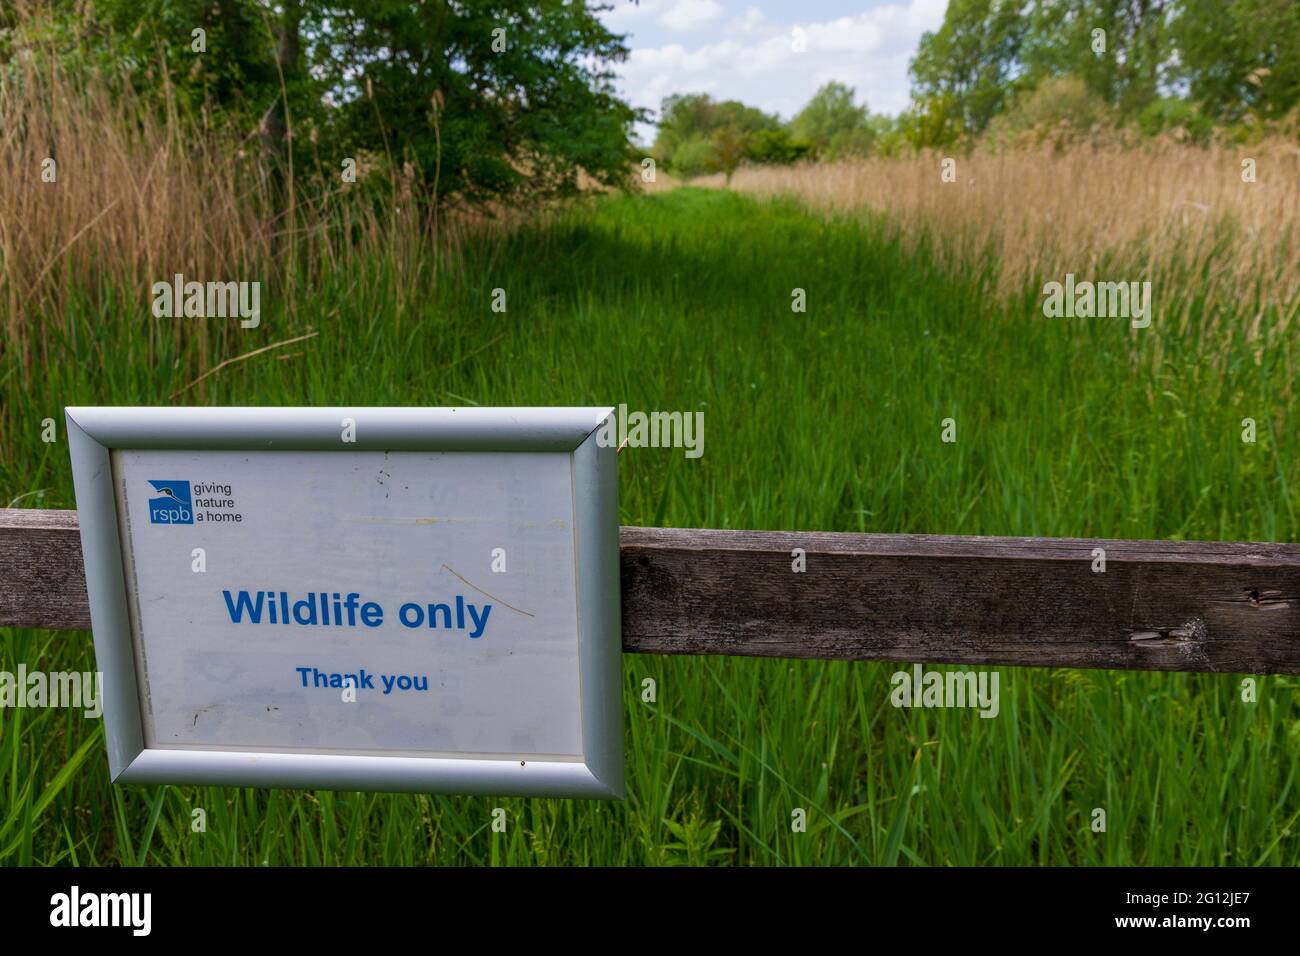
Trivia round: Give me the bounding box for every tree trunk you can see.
[260,0,302,165]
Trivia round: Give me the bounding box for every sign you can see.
[66,407,623,798]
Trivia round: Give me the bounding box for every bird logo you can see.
[147,480,193,524]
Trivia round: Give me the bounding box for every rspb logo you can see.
[147,480,193,524]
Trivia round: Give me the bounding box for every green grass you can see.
[2,187,1299,865]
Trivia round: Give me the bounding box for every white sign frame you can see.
[66,406,623,799]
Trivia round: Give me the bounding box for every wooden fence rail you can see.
[4,509,1300,674]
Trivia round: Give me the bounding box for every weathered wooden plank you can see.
[4,510,1299,674]
[619,527,1300,674]
[0,509,90,630]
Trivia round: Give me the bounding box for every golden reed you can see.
[0,50,455,381]
[696,141,1299,341]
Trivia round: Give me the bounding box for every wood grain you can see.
[0,508,90,630]
[4,510,1299,674]
[619,527,1300,674]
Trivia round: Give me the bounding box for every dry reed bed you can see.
[0,57,442,381]
[697,143,1299,339]
[4,45,1296,383]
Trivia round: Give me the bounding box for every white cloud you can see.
[602,0,670,31]
[803,16,884,53]
[660,0,726,32]
[729,6,767,34]
[609,0,949,136]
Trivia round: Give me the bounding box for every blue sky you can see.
[597,0,949,144]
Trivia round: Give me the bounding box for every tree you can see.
[746,128,814,165]
[907,1,1290,142]
[83,0,284,129]
[259,0,304,165]
[895,94,965,151]
[665,137,717,179]
[653,92,778,175]
[309,1,642,207]
[52,1,643,208]
[1169,0,1300,123]
[1015,0,1296,129]
[1019,0,1170,117]
[789,81,874,158]
[983,75,1118,148]
[908,0,1028,141]
[710,125,749,184]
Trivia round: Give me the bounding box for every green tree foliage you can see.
[1168,0,1300,123]
[310,1,641,205]
[710,125,750,184]
[666,137,718,179]
[894,94,966,151]
[16,1,642,207]
[1135,96,1215,141]
[908,0,1027,142]
[1019,0,1169,117]
[746,128,814,165]
[908,0,1299,149]
[79,0,287,129]
[984,75,1118,148]
[653,93,778,176]
[789,81,875,158]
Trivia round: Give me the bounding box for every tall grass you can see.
[2,41,1299,867]
[697,142,1300,347]
[0,48,450,406]
[4,184,1300,865]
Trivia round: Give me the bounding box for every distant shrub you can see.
[790,81,877,159]
[984,76,1118,150]
[746,129,814,166]
[654,93,780,177]
[667,137,718,178]
[1136,97,1216,143]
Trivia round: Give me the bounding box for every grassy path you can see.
[2,188,1298,864]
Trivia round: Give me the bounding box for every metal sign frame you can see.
[65,406,623,799]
